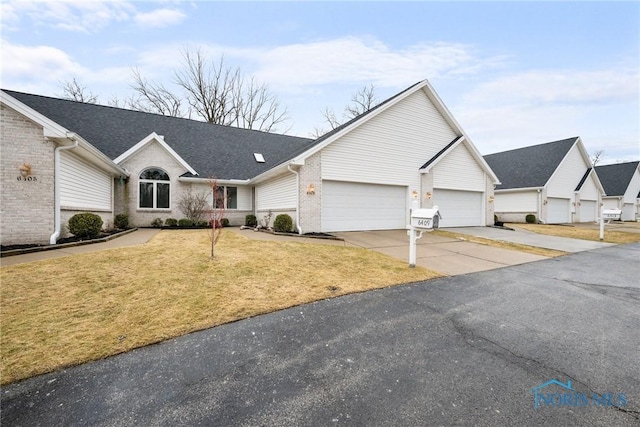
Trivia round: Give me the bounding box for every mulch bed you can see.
[1,229,127,252]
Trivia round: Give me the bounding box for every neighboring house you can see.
[484,137,604,224]
[595,161,640,221]
[1,80,499,246]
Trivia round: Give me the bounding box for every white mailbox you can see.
[602,209,622,220]
[411,208,441,230]
[408,206,441,267]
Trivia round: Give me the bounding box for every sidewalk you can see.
[0,229,161,267]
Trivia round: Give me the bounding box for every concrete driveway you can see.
[334,229,547,276]
[2,243,638,426]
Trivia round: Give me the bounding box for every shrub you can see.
[178,218,194,227]
[196,220,210,227]
[151,218,163,228]
[114,214,129,229]
[221,218,230,227]
[245,214,257,227]
[68,213,103,239]
[165,218,178,227]
[525,214,536,224]
[273,214,293,233]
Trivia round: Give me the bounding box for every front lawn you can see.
[0,230,441,385]
[512,223,640,244]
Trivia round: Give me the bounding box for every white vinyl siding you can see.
[255,173,296,211]
[432,189,484,227]
[321,181,406,231]
[623,169,640,203]
[547,144,588,198]
[60,151,111,210]
[580,200,597,222]
[622,203,635,221]
[579,173,600,201]
[432,143,485,191]
[494,191,538,213]
[547,197,571,223]
[321,89,457,190]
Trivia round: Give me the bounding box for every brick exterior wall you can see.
[1,104,56,245]
[297,151,322,233]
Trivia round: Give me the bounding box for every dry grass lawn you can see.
[512,223,640,244]
[433,230,567,258]
[1,229,441,385]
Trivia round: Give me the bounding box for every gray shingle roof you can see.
[595,161,640,197]
[4,90,314,180]
[483,137,578,190]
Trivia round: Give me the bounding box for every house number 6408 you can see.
[17,176,37,181]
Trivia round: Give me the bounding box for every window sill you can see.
[137,208,172,212]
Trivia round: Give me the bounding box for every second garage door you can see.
[547,197,571,223]
[431,189,484,227]
[322,181,407,232]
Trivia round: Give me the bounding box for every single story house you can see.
[484,137,605,224]
[1,79,500,246]
[595,161,640,221]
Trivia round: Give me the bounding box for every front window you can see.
[210,186,238,210]
[139,168,170,209]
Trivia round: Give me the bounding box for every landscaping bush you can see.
[525,214,536,224]
[165,218,178,227]
[151,218,163,228]
[221,218,230,227]
[196,220,210,227]
[114,214,129,229]
[273,214,293,233]
[68,213,103,239]
[178,218,194,227]
[245,214,257,227]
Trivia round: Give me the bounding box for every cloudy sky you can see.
[2,1,638,163]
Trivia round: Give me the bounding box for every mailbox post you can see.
[408,206,441,268]
[600,208,621,240]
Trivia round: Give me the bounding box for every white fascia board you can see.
[420,136,465,173]
[178,176,250,186]
[586,167,606,196]
[1,90,68,138]
[248,161,295,185]
[114,132,197,175]
[495,186,544,193]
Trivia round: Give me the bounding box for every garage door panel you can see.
[622,203,635,221]
[547,197,570,223]
[432,189,483,227]
[579,200,597,222]
[322,181,407,232]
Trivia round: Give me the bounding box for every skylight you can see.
[254,153,265,163]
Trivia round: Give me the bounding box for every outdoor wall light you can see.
[19,163,31,177]
[426,192,432,199]
[411,190,419,199]
[488,195,495,203]
[306,183,315,195]
[543,199,548,205]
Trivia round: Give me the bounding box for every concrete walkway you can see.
[442,226,615,252]
[0,229,161,267]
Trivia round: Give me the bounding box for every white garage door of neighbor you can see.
[580,200,597,222]
[321,181,407,232]
[547,197,571,223]
[622,203,635,221]
[431,189,483,227]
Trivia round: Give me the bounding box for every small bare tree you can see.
[312,84,379,137]
[208,178,226,259]
[177,187,208,223]
[58,77,99,103]
[590,149,605,166]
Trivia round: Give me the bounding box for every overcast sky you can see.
[2,1,638,164]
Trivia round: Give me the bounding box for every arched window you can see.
[139,168,170,209]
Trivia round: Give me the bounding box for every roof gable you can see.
[2,89,313,181]
[595,161,640,196]
[484,137,579,190]
[114,132,197,175]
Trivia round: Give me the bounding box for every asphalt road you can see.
[2,243,639,426]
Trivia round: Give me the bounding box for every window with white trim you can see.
[209,186,238,210]
[139,168,170,209]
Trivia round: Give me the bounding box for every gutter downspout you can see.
[49,133,78,244]
[287,164,303,235]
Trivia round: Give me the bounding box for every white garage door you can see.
[580,200,597,223]
[547,197,570,223]
[322,181,407,232]
[622,203,635,221]
[432,189,483,227]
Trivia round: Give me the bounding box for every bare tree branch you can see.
[58,77,98,103]
[129,68,185,117]
[590,149,605,166]
[313,84,379,137]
